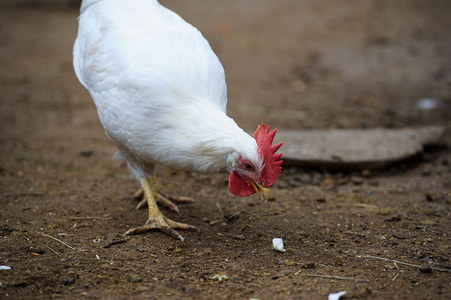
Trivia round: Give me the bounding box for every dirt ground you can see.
[1,0,451,299]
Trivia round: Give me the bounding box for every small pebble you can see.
[80,150,93,157]
[299,173,311,183]
[328,291,347,300]
[128,274,142,283]
[277,259,285,265]
[393,234,406,240]
[420,267,432,274]
[351,176,364,185]
[136,246,147,252]
[61,276,75,285]
[384,216,402,222]
[280,270,291,276]
[416,98,437,110]
[29,247,45,254]
[211,274,228,282]
[301,262,316,269]
[422,168,432,176]
[311,173,323,185]
[425,192,437,202]
[272,238,286,253]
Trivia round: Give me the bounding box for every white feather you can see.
[73,0,259,180]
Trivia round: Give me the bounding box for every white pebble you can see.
[272,238,286,252]
[417,98,437,110]
[328,291,347,300]
[0,266,12,270]
[211,274,229,282]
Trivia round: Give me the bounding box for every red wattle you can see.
[228,171,255,197]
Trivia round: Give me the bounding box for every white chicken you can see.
[73,0,283,241]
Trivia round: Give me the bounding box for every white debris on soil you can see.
[0,265,12,270]
[272,238,286,252]
[417,98,437,110]
[211,274,229,282]
[328,291,347,300]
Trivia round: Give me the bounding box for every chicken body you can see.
[73,0,282,241]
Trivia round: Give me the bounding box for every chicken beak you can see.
[250,180,270,202]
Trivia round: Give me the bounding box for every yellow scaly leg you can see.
[124,178,196,241]
[133,178,195,212]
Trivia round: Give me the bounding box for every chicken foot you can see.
[124,178,197,241]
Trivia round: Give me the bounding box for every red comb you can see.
[254,123,283,187]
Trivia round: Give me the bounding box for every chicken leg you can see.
[133,187,195,213]
[124,177,197,241]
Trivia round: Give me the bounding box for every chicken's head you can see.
[226,124,283,202]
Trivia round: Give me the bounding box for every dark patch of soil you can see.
[1,1,450,299]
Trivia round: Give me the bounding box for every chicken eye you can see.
[244,163,254,170]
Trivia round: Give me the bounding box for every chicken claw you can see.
[124,214,197,242]
[125,178,197,241]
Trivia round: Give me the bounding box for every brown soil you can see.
[1,1,450,299]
